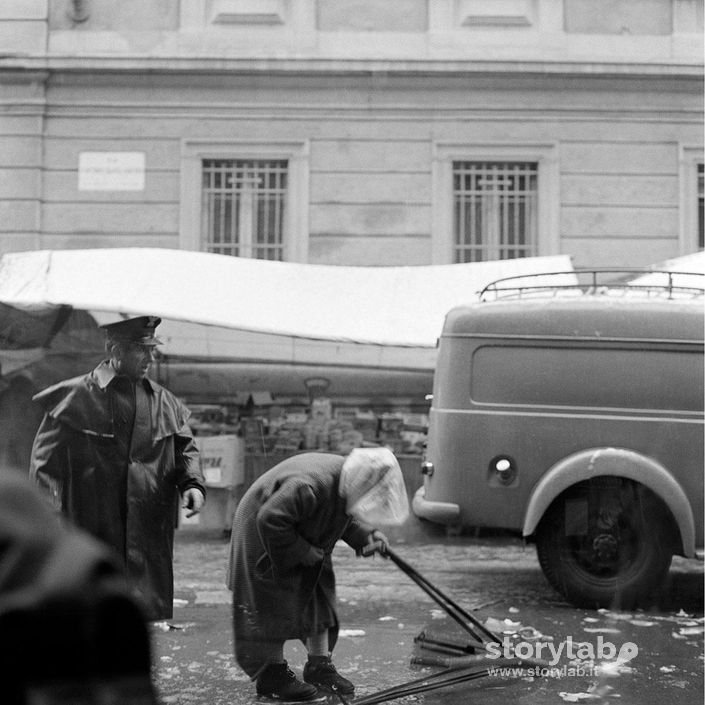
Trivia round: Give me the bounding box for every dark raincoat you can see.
[29,361,204,620]
[227,453,372,677]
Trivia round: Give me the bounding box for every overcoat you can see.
[227,453,372,677]
[29,361,204,620]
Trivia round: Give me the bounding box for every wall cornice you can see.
[0,57,702,80]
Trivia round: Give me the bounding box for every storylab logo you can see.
[486,636,639,678]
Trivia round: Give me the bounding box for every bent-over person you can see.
[227,447,409,701]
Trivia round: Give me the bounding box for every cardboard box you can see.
[197,434,244,488]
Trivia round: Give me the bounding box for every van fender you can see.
[522,447,695,557]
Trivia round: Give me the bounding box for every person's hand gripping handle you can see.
[361,529,390,558]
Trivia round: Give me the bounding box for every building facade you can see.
[1,0,703,269]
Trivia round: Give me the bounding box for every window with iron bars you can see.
[202,159,288,260]
[452,161,538,262]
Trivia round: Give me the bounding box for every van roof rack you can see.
[478,267,705,302]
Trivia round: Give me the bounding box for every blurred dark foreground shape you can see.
[0,469,157,705]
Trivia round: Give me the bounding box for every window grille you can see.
[452,161,538,263]
[698,163,704,250]
[202,159,287,260]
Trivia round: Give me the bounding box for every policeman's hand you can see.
[182,488,205,518]
[361,530,390,558]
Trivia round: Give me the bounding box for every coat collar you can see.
[94,360,156,394]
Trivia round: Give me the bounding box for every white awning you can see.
[627,250,705,294]
[0,248,576,351]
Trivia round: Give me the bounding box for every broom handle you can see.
[385,548,500,645]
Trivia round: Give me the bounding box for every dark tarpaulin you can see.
[0,305,105,471]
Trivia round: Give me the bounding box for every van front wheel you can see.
[535,478,674,609]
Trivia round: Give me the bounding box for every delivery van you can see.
[413,269,704,608]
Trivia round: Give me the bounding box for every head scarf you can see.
[339,447,409,526]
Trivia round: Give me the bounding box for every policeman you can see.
[29,315,206,620]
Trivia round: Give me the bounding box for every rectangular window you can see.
[471,345,703,412]
[452,161,538,263]
[201,159,288,260]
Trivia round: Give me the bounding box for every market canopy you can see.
[0,248,576,349]
[2,247,701,400]
[626,250,705,293]
[0,248,577,399]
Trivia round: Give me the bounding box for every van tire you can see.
[535,478,674,609]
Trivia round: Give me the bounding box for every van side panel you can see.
[424,407,704,544]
